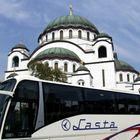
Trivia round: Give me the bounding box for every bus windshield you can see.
[0,79,16,91]
[0,94,10,131]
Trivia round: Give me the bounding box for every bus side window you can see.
[127,95,140,114]
[116,93,128,114]
[43,83,83,125]
[116,93,140,114]
[2,80,39,138]
[84,89,116,114]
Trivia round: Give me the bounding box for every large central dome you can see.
[44,15,99,33]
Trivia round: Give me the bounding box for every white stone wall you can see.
[116,71,137,83]
[39,28,96,45]
[92,40,114,62]
[116,71,138,91]
[31,41,86,63]
[72,71,93,87]
[86,61,116,88]
[133,82,140,93]
[6,48,29,79]
[44,59,79,73]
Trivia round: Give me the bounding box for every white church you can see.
[5,6,140,92]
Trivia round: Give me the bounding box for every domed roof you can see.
[115,59,138,73]
[44,15,99,33]
[34,47,81,62]
[134,76,140,82]
[11,43,29,51]
[96,32,111,39]
[75,65,90,72]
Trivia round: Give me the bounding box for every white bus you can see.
[0,75,140,140]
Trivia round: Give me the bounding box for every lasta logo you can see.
[61,119,71,131]
[61,118,118,131]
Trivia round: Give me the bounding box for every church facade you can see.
[5,8,140,92]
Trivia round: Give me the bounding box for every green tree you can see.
[27,60,67,82]
[52,67,67,82]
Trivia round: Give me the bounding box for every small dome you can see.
[115,59,138,73]
[11,43,29,52]
[43,15,99,33]
[134,76,140,82]
[76,65,90,72]
[34,47,81,62]
[96,32,111,39]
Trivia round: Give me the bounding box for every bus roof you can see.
[7,75,140,96]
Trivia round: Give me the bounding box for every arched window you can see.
[12,56,19,67]
[54,62,58,69]
[46,34,48,42]
[78,30,82,39]
[73,64,76,72]
[69,30,73,38]
[64,63,68,72]
[87,32,90,41]
[102,69,105,87]
[119,73,123,82]
[78,79,85,86]
[60,30,63,40]
[52,32,55,41]
[127,74,130,82]
[98,46,107,58]
[133,75,135,82]
[94,34,96,39]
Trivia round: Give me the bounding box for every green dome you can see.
[96,32,111,39]
[34,47,81,62]
[11,43,29,51]
[134,76,140,82]
[115,59,138,73]
[75,65,90,72]
[44,15,99,33]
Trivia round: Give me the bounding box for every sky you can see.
[0,0,140,81]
